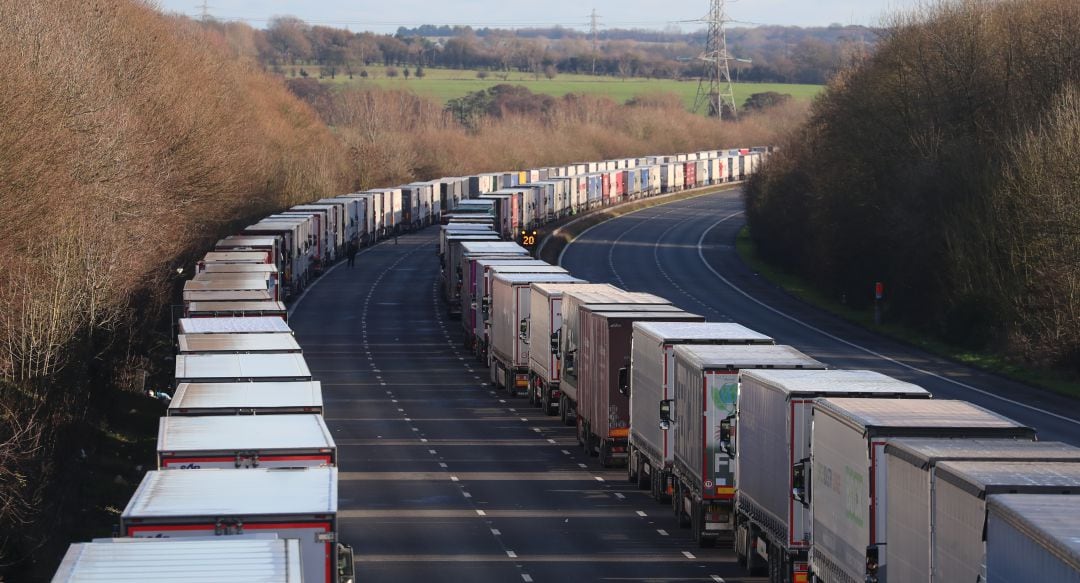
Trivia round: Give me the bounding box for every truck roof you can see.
[182,290,273,302]
[563,288,669,305]
[122,467,337,519]
[178,317,291,334]
[186,301,287,315]
[169,382,322,413]
[674,344,825,369]
[461,242,529,254]
[988,494,1080,569]
[53,538,302,583]
[217,236,277,248]
[592,311,702,321]
[157,414,334,454]
[531,282,613,297]
[202,263,278,274]
[815,398,1035,438]
[632,321,774,344]
[183,279,269,292]
[489,265,567,274]
[201,251,267,263]
[494,273,584,285]
[886,438,1080,468]
[177,333,301,354]
[937,461,1080,497]
[739,369,925,397]
[174,354,311,382]
[475,258,545,267]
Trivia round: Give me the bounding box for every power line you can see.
[692,0,738,120]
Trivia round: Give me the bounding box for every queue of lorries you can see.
[50,144,1079,582]
[440,171,1080,581]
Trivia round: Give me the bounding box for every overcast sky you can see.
[155,0,913,32]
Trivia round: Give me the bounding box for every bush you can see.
[476,70,489,79]
[386,66,399,77]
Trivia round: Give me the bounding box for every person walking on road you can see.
[346,239,358,267]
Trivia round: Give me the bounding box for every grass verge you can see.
[735,226,1080,398]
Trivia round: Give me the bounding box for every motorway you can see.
[290,187,1078,582]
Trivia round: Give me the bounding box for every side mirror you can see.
[659,399,674,431]
[792,457,811,507]
[617,367,629,396]
[718,414,735,458]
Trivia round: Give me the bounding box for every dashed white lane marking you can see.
[547,439,557,444]
[428,449,437,454]
[438,462,448,468]
[463,492,472,498]
[657,529,669,536]
[636,510,647,517]
[499,399,506,403]
[450,476,459,482]
[520,418,528,422]
[508,408,516,412]
[505,550,517,558]
[594,476,605,482]
[614,493,625,500]
[521,575,533,582]
[411,427,419,432]
[476,509,486,516]
[420,438,428,443]
[578,463,588,468]
[404,418,411,422]
[490,528,501,535]
[561,450,571,455]
[397,408,405,412]
[532,428,542,433]
[682,551,696,559]
[710,576,725,582]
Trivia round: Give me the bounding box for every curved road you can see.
[560,188,1080,444]
[291,231,760,582]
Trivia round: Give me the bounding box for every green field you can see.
[287,65,824,109]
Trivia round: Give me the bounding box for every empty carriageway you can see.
[289,228,761,583]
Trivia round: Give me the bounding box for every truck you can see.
[177,333,302,355]
[670,345,826,547]
[168,381,324,416]
[559,288,672,425]
[808,398,1035,583]
[885,438,1080,583]
[53,537,307,583]
[185,300,288,321]
[732,370,930,581]
[985,494,1080,583]
[121,467,354,583]
[489,272,584,397]
[462,257,545,347]
[453,241,530,322]
[580,310,705,466]
[173,353,312,384]
[178,316,292,335]
[527,283,614,415]
[628,322,774,503]
[441,233,506,313]
[157,414,336,469]
[476,264,569,360]
[931,461,1080,583]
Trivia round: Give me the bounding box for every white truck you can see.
[168,381,324,416]
[477,264,569,360]
[669,345,826,547]
[157,414,336,469]
[733,370,930,582]
[628,322,774,503]
[931,460,1080,583]
[177,333,302,355]
[985,494,1080,583]
[121,467,353,583]
[527,283,619,415]
[808,398,1035,583]
[178,316,293,335]
[489,272,584,396]
[173,353,312,383]
[52,537,307,583]
[885,438,1080,583]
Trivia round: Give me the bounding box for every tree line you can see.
[745,0,1080,372]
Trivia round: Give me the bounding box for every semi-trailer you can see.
[559,288,672,425]
[168,381,324,416]
[453,241,530,323]
[178,316,292,335]
[52,537,306,583]
[670,345,826,547]
[477,264,569,360]
[185,300,288,321]
[121,467,353,583]
[628,322,775,503]
[732,370,931,581]
[527,283,615,415]
[985,494,1080,583]
[579,310,705,466]
[173,353,312,383]
[931,461,1080,583]
[157,414,336,469]
[884,438,1080,583]
[462,257,545,347]
[441,233,505,313]
[182,290,274,304]
[177,333,302,355]
[807,398,1035,583]
[489,272,585,396]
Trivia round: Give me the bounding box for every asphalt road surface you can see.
[291,230,761,582]
[559,188,1080,445]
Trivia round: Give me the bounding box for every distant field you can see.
[286,65,824,109]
